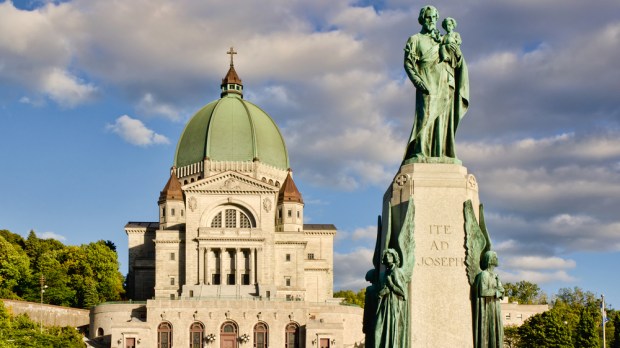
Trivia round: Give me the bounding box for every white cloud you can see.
[40,68,97,107]
[38,231,66,242]
[106,115,170,147]
[333,248,374,290]
[504,256,576,270]
[499,269,577,284]
[137,93,181,120]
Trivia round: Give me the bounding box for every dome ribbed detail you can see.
[173,96,289,170]
[174,52,289,171]
[278,172,303,204]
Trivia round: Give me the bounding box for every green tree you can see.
[552,287,601,346]
[334,288,366,307]
[518,309,572,348]
[504,325,520,348]
[504,281,547,304]
[612,311,620,348]
[0,230,26,250]
[24,230,64,273]
[575,308,599,348]
[0,236,30,299]
[83,240,125,304]
[0,301,85,347]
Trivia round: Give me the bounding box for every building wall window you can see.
[308,253,315,260]
[285,323,300,348]
[287,209,292,218]
[169,294,175,300]
[171,208,175,216]
[158,322,173,348]
[211,212,222,228]
[190,322,204,348]
[170,277,175,286]
[225,209,237,228]
[210,206,255,228]
[170,252,175,261]
[285,254,291,262]
[254,322,268,348]
[285,277,291,287]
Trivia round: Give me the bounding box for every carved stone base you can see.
[381,163,480,347]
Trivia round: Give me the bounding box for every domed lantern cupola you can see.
[221,47,243,98]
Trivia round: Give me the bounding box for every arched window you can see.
[210,206,255,228]
[211,212,222,228]
[97,327,104,337]
[221,321,238,348]
[254,322,268,348]
[190,322,204,348]
[285,323,299,348]
[158,322,173,348]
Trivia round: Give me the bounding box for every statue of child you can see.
[440,17,462,67]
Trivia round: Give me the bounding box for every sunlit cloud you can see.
[106,115,170,147]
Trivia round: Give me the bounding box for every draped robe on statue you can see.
[473,269,504,348]
[374,266,409,348]
[403,32,469,161]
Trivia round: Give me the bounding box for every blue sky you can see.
[1,0,619,307]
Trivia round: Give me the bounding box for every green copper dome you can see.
[174,93,290,170]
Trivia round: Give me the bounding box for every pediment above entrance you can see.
[183,171,277,194]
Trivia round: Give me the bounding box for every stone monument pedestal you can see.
[381,163,480,347]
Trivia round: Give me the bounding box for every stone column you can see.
[250,248,256,284]
[235,248,241,285]
[204,247,209,285]
[197,247,204,285]
[256,248,262,284]
[219,248,225,285]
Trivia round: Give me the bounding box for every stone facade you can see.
[97,166,365,348]
[91,64,364,348]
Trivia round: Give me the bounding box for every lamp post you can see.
[39,275,47,333]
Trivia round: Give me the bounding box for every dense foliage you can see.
[518,309,572,348]
[334,288,366,307]
[504,281,548,304]
[0,230,124,309]
[507,286,616,348]
[612,312,620,348]
[0,300,84,347]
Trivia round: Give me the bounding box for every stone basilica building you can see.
[89,54,364,348]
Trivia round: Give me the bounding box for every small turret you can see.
[158,167,185,228]
[276,170,304,232]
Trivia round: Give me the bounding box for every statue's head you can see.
[382,248,401,267]
[481,250,499,269]
[365,269,376,283]
[418,5,439,30]
[442,17,457,32]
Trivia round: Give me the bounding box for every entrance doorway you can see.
[220,321,238,348]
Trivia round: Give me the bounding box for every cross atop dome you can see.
[227,47,237,67]
[221,47,243,98]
